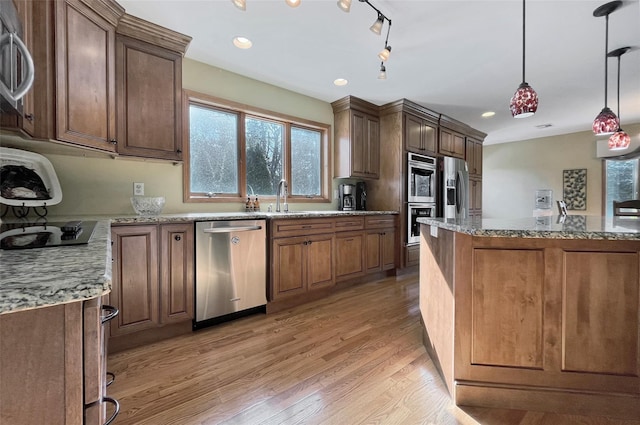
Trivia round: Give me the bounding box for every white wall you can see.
[482,123,640,218]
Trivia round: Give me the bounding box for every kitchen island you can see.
[417,215,640,420]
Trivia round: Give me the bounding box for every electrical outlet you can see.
[334,189,339,200]
[133,182,144,196]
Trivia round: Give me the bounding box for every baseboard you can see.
[455,380,640,420]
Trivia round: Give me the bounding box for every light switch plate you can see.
[430,225,438,238]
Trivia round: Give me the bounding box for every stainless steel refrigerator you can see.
[442,156,469,220]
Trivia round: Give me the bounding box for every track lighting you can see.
[337,0,393,77]
[377,63,386,80]
[370,14,384,35]
[231,0,246,11]
[337,0,351,13]
[592,1,622,135]
[608,46,631,150]
[378,45,391,61]
[509,0,538,118]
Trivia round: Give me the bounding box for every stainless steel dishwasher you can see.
[194,219,266,329]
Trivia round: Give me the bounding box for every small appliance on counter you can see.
[338,183,355,211]
[355,181,367,210]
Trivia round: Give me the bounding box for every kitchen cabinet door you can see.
[351,111,380,179]
[470,177,482,216]
[306,233,335,290]
[55,0,121,151]
[365,227,396,273]
[115,14,190,161]
[404,113,436,154]
[110,225,159,336]
[335,231,365,282]
[466,137,483,177]
[160,223,194,324]
[439,127,465,159]
[272,236,307,299]
[332,96,380,179]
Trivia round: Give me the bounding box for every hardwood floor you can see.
[108,273,640,425]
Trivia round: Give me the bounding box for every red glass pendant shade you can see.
[608,129,631,150]
[510,82,539,118]
[593,107,619,135]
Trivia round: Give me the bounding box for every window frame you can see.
[183,90,331,204]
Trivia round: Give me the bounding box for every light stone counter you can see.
[0,210,398,314]
[0,220,111,314]
[417,214,640,240]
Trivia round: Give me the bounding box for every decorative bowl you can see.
[131,196,165,216]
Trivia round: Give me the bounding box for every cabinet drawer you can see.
[334,216,365,232]
[365,215,396,229]
[271,218,334,238]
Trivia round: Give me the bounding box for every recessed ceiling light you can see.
[334,78,348,86]
[233,36,252,49]
[481,111,495,118]
[536,123,553,129]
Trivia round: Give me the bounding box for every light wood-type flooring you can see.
[108,273,640,425]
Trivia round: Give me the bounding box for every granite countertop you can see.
[417,215,640,240]
[110,210,399,225]
[0,210,397,315]
[0,220,112,315]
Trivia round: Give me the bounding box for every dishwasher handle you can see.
[203,225,262,234]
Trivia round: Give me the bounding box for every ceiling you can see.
[117,0,640,145]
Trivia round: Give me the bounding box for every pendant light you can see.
[608,46,631,150]
[592,1,622,135]
[509,0,538,118]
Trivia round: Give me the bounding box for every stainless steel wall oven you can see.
[407,203,436,245]
[407,152,437,204]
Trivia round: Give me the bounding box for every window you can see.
[184,91,330,203]
[604,158,639,216]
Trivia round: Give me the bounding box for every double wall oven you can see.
[407,153,437,245]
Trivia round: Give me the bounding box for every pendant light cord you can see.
[604,13,609,107]
[616,54,621,122]
[521,0,526,83]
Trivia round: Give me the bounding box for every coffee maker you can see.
[338,184,355,211]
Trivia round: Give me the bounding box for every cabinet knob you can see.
[110,139,117,145]
[174,235,181,241]
[176,149,182,154]
[24,113,34,122]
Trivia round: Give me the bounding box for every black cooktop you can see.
[0,220,97,250]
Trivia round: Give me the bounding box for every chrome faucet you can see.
[276,179,288,212]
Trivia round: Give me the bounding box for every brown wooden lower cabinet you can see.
[0,296,114,425]
[110,223,193,350]
[271,233,335,300]
[269,215,397,308]
[420,227,640,419]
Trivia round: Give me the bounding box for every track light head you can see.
[370,14,384,35]
[231,0,246,11]
[378,63,387,80]
[337,0,351,12]
[378,45,391,61]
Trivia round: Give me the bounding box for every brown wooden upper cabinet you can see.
[404,112,437,154]
[0,0,123,148]
[332,96,380,179]
[1,1,191,161]
[115,14,191,161]
[439,127,466,159]
[466,136,483,177]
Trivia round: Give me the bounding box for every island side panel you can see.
[419,224,467,395]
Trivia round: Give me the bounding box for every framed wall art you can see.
[562,169,587,210]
